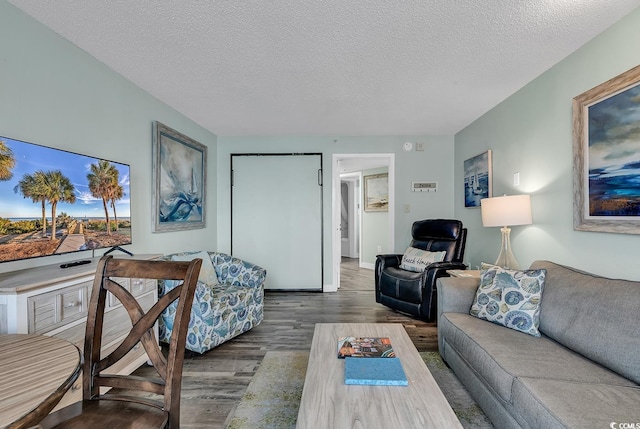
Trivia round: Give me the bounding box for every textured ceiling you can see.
[8,0,640,137]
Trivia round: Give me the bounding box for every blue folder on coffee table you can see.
[344,357,408,386]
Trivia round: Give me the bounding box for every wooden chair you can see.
[38,255,202,429]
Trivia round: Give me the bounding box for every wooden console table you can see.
[0,334,81,429]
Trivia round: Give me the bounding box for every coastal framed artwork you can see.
[464,150,492,208]
[573,64,640,234]
[364,173,388,212]
[152,121,207,232]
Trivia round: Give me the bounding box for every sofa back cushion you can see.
[530,260,640,384]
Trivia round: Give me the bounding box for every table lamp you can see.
[480,194,532,269]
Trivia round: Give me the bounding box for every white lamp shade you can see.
[481,194,532,227]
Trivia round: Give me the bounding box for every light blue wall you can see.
[0,2,218,273]
[217,135,455,288]
[455,6,640,280]
[360,167,389,266]
[11,0,632,284]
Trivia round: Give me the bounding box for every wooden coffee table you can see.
[296,323,462,428]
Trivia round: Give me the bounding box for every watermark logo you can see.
[610,423,640,429]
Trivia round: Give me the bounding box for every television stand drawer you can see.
[27,281,91,334]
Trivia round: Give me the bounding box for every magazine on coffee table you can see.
[337,336,396,358]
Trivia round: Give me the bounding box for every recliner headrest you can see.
[411,219,463,241]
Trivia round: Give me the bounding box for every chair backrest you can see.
[409,219,467,263]
[83,255,202,429]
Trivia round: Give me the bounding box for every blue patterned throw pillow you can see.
[470,266,547,337]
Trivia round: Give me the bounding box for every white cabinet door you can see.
[231,154,323,290]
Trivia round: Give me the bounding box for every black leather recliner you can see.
[375,219,467,322]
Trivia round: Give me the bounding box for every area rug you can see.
[225,351,308,429]
[225,351,493,429]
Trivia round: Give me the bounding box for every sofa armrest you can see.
[211,252,266,288]
[437,276,480,315]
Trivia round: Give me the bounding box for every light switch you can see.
[404,204,411,213]
[416,142,425,151]
[513,172,520,187]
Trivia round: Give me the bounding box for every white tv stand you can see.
[0,253,161,409]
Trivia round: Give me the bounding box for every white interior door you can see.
[340,181,350,256]
[340,176,360,258]
[232,154,323,290]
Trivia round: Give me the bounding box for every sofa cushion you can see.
[171,250,219,286]
[470,267,546,337]
[399,247,445,272]
[202,284,262,328]
[440,312,635,403]
[530,260,640,385]
[512,377,640,429]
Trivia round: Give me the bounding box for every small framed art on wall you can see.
[464,150,492,208]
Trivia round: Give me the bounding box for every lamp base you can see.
[495,226,520,270]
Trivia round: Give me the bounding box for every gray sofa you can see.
[437,260,640,428]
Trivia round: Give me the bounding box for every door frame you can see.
[331,154,395,291]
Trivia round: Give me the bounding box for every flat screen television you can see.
[0,135,132,264]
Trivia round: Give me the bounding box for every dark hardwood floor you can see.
[160,257,437,427]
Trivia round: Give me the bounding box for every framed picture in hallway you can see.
[464,150,492,208]
[364,173,389,212]
[573,64,640,234]
[152,121,207,232]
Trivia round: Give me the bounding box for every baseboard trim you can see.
[359,262,374,270]
[324,284,338,292]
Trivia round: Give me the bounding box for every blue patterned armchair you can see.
[158,251,266,353]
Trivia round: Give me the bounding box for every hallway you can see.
[339,257,374,291]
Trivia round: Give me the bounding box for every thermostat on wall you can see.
[412,182,438,192]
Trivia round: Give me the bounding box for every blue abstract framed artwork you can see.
[573,64,640,234]
[464,150,492,208]
[152,121,207,232]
